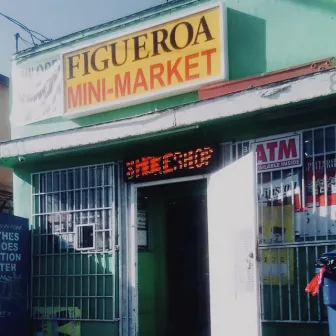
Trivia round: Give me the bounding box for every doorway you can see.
[137,179,210,336]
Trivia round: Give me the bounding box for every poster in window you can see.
[259,205,295,286]
[137,210,148,248]
[258,171,297,285]
[51,213,75,250]
[258,170,301,242]
[303,154,336,237]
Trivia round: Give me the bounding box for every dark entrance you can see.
[166,186,210,336]
[137,179,210,336]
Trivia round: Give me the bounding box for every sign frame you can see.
[254,132,302,173]
[124,145,219,183]
[60,1,227,119]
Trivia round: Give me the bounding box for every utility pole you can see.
[14,33,19,53]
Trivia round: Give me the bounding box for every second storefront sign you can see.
[255,133,302,172]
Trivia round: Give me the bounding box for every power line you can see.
[1,12,41,44]
[18,35,34,48]
[0,12,51,52]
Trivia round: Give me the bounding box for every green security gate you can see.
[31,162,126,335]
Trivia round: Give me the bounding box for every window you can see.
[76,224,94,250]
[223,126,336,324]
[31,163,119,322]
[137,191,149,250]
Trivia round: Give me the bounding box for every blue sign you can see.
[0,213,29,335]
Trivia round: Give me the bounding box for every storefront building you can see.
[1,0,336,335]
[0,74,13,214]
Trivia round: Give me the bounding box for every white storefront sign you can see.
[255,134,302,172]
[11,53,63,126]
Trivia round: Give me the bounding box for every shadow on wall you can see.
[227,9,267,80]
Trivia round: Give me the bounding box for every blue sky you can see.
[0,0,166,77]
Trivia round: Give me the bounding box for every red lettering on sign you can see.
[150,63,165,89]
[149,157,161,174]
[195,148,204,168]
[256,135,301,172]
[126,161,135,178]
[202,147,213,165]
[83,82,88,105]
[124,146,215,180]
[256,144,267,163]
[135,157,151,177]
[133,68,148,94]
[67,79,108,109]
[266,142,277,162]
[279,139,297,160]
[185,53,199,81]
[257,137,298,163]
[88,80,101,104]
[183,151,195,168]
[201,48,216,76]
[67,85,82,109]
[173,152,183,170]
[167,58,183,85]
[115,72,131,98]
[163,153,174,173]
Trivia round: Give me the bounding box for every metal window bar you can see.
[31,163,119,322]
[223,126,336,324]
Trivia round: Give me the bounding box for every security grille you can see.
[222,125,336,324]
[31,163,120,322]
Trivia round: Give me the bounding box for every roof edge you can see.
[0,68,335,165]
[13,0,209,62]
[199,57,336,100]
[0,74,9,88]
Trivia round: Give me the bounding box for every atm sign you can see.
[125,146,216,181]
[256,134,302,172]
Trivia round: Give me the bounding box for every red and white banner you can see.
[303,154,336,237]
[256,134,302,172]
[305,154,336,207]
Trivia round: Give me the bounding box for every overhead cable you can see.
[0,12,51,51]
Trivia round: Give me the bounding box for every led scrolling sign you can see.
[125,146,217,182]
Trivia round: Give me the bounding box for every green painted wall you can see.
[138,195,168,336]
[13,168,32,220]
[11,0,336,140]
[226,0,336,79]
[81,322,119,336]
